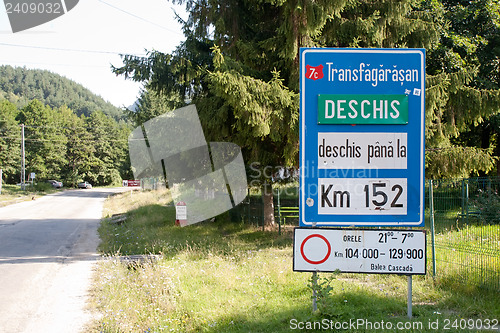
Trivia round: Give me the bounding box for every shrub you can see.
[34,181,54,192]
[472,189,500,224]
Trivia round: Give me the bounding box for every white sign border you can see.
[300,48,425,227]
[293,227,427,275]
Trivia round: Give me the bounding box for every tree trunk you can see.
[262,182,275,229]
[496,143,500,177]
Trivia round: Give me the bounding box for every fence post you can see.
[246,188,250,224]
[461,179,465,219]
[429,179,436,277]
[261,188,265,231]
[277,187,281,235]
[465,179,470,225]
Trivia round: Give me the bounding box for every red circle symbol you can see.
[300,234,331,265]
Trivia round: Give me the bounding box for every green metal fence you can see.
[426,178,500,290]
[235,178,500,290]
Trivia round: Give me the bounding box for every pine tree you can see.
[126,87,181,127]
[59,106,95,187]
[16,100,67,180]
[86,111,130,185]
[425,0,500,178]
[115,0,440,227]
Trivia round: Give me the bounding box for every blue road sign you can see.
[299,48,425,227]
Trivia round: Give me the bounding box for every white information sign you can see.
[176,205,187,220]
[293,228,426,275]
[318,178,407,216]
[318,132,407,169]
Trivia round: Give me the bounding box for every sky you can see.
[0,0,187,108]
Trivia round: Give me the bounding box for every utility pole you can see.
[20,124,25,191]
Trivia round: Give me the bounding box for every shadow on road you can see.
[0,218,102,265]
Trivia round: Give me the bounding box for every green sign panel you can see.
[318,94,408,125]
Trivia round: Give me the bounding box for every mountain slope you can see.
[0,65,125,121]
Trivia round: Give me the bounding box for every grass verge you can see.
[89,190,500,332]
[0,183,59,206]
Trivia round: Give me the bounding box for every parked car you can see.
[47,180,63,188]
[77,181,92,189]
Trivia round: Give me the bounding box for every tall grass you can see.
[89,190,500,333]
[0,183,58,206]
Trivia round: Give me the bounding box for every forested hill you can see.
[0,65,125,121]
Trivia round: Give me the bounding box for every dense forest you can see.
[0,65,126,121]
[0,67,132,187]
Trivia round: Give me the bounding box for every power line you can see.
[0,60,112,69]
[0,42,147,56]
[98,0,184,36]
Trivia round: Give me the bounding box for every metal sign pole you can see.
[407,223,413,319]
[407,275,412,318]
[312,271,318,312]
[430,180,437,277]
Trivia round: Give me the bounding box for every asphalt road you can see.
[0,187,127,333]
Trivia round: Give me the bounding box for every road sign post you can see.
[299,48,425,227]
[175,201,187,227]
[298,48,426,317]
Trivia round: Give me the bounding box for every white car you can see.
[47,180,63,188]
[77,181,92,189]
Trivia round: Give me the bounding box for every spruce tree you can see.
[115,0,440,227]
[425,0,500,178]
[85,111,131,186]
[16,100,67,180]
[60,106,95,187]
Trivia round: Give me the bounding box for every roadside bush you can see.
[472,190,500,224]
[33,181,54,192]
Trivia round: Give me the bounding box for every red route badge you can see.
[305,64,324,80]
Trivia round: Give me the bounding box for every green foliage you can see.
[17,100,67,180]
[426,146,495,178]
[425,0,500,177]
[0,98,131,187]
[115,0,500,180]
[308,272,337,314]
[90,189,500,332]
[115,0,440,170]
[205,48,299,167]
[0,100,20,183]
[471,189,500,224]
[60,106,95,187]
[126,87,181,127]
[84,110,132,186]
[0,65,126,121]
[0,65,134,185]
[33,181,54,192]
[322,0,439,49]
[113,0,444,226]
